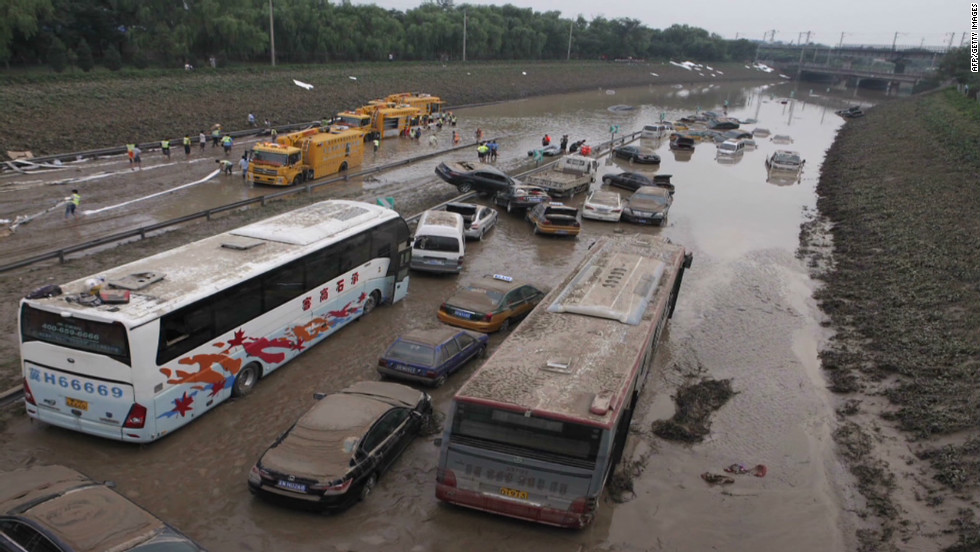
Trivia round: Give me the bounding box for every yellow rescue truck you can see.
[246,127,366,186]
[332,103,420,141]
[385,92,445,116]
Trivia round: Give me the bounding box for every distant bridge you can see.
[757,43,950,62]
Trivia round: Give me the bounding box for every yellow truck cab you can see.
[332,103,420,140]
[247,127,366,186]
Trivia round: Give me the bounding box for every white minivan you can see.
[641,122,674,139]
[410,210,466,273]
[716,139,746,156]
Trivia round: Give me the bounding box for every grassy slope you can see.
[0,60,769,158]
[814,88,980,550]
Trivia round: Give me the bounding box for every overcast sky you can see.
[354,0,970,48]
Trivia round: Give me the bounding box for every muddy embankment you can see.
[0,60,771,158]
[800,88,980,551]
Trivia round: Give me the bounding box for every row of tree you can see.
[1,0,760,71]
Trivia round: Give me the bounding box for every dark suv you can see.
[435,161,515,195]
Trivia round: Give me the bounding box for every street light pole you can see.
[269,0,276,67]
[567,20,572,61]
[462,10,467,62]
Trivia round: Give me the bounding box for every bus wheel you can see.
[361,291,381,316]
[233,363,261,397]
[358,472,378,502]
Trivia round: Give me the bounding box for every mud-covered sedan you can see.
[526,202,582,236]
[435,161,516,195]
[378,327,488,387]
[0,465,205,552]
[437,274,548,333]
[248,381,431,512]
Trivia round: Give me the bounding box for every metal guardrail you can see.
[0,130,639,274]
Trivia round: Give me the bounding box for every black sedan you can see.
[602,171,655,192]
[248,381,431,512]
[612,145,660,164]
[435,161,516,195]
[493,183,550,213]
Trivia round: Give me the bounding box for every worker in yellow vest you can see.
[221,135,233,156]
[183,135,192,156]
[161,139,171,159]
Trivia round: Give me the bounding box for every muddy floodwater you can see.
[0,80,884,550]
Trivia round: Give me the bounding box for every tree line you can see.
[0,0,759,71]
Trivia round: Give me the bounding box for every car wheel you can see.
[478,345,488,358]
[499,318,511,332]
[478,228,486,241]
[361,290,381,316]
[458,182,473,193]
[358,473,378,502]
[433,374,447,388]
[232,363,261,397]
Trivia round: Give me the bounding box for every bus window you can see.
[338,232,371,273]
[21,305,130,364]
[307,249,341,287]
[159,303,213,363]
[213,280,262,336]
[263,260,305,310]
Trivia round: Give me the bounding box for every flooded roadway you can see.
[0,81,879,550]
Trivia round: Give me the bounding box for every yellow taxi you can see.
[526,201,582,237]
[437,274,548,333]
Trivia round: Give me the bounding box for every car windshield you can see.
[633,193,668,205]
[250,150,289,166]
[386,340,436,366]
[775,153,801,164]
[414,235,459,252]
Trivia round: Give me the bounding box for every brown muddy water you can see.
[0,81,886,551]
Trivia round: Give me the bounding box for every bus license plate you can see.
[65,397,89,411]
[500,487,528,500]
[277,480,307,493]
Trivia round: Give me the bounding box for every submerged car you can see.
[622,186,672,226]
[443,202,498,240]
[602,171,654,192]
[527,144,562,157]
[492,183,550,213]
[526,201,582,237]
[612,145,661,164]
[766,150,804,171]
[0,465,205,552]
[377,326,488,387]
[437,274,547,333]
[249,381,431,512]
[582,189,624,222]
[771,134,794,144]
[435,161,516,195]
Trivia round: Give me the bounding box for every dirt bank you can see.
[801,88,980,551]
[0,60,771,158]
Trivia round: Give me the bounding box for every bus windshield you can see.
[20,305,130,364]
[451,402,602,463]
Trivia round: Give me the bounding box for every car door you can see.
[474,171,508,195]
[441,337,463,374]
[520,285,544,309]
[503,288,528,320]
[359,408,413,474]
[452,333,479,367]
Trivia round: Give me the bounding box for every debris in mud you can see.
[700,472,735,485]
[420,409,445,437]
[723,463,767,477]
[607,458,644,503]
[916,438,980,489]
[651,378,734,442]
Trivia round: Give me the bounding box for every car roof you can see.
[448,161,505,175]
[544,204,579,213]
[0,465,171,552]
[634,186,670,196]
[397,327,465,347]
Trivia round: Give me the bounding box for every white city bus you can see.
[20,200,411,443]
[436,234,692,528]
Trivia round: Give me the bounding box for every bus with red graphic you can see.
[435,234,692,528]
[19,200,411,443]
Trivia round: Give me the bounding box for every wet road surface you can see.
[0,81,880,551]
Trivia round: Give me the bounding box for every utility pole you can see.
[947,32,955,50]
[462,10,467,62]
[892,31,899,51]
[269,0,276,67]
[838,32,845,48]
[567,20,573,61]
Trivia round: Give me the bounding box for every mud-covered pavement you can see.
[1,81,954,550]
